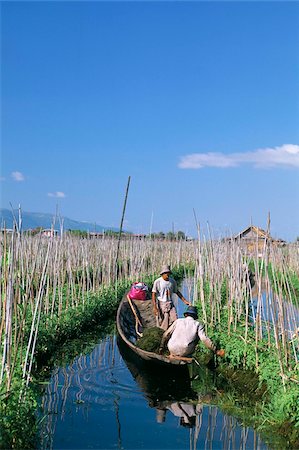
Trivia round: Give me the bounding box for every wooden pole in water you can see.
[115,176,131,274]
[193,209,207,326]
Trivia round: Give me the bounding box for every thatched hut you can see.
[233,225,286,255]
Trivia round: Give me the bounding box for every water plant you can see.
[0,227,188,448]
[1,224,298,447]
[192,243,299,448]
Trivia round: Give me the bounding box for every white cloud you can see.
[11,171,25,181]
[47,191,66,198]
[178,144,299,169]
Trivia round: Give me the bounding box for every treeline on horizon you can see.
[25,227,190,240]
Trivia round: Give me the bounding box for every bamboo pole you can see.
[115,176,131,272]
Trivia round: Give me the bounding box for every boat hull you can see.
[116,294,191,366]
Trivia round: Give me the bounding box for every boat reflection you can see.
[39,333,269,449]
[118,337,208,433]
[118,338,269,450]
[117,336,196,404]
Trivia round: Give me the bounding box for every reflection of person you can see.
[160,306,225,358]
[168,402,202,428]
[152,265,191,330]
[155,400,202,428]
[156,408,166,424]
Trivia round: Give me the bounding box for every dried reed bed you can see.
[192,235,299,385]
[0,230,195,393]
[1,228,298,396]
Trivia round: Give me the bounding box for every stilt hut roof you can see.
[234,225,269,240]
[234,225,286,244]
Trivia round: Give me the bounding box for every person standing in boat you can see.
[152,265,191,330]
[159,305,225,358]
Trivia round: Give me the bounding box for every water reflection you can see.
[155,400,203,426]
[39,332,269,450]
[250,283,299,341]
[118,340,267,450]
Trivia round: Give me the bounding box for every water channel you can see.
[38,280,296,449]
[38,334,269,450]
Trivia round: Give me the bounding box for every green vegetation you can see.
[67,229,89,238]
[0,381,39,449]
[33,280,130,365]
[1,225,298,449]
[191,363,289,449]
[0,282,128,449]
[64,229,189,240]
[0,266,185,449]
[267,263,299,305]
[149,231,188,240]
[137,327,164,353]
[247,257,299,305]
[194,279,299,449]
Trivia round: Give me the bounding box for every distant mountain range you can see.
[0,209,118,232]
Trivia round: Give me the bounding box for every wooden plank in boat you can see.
[116,293,192,366]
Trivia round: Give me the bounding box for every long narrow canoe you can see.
[116,293,192,366]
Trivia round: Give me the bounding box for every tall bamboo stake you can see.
[115,176,131,272]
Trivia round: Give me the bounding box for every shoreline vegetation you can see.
[0,229,298,448]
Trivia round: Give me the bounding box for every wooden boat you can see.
[117,337,194,403]
[116,293,193,366]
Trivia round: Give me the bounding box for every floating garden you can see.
[0,229,298,448]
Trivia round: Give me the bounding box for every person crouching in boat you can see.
[152,265,191,330]
[159,306,225,358]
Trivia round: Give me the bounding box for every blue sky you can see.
[1,1,299,241]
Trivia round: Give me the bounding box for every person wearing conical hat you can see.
[159,305,225,358]
[152,265,191,330]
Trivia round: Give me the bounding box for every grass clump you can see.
[137,327,164,353]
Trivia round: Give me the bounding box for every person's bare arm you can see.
[177,290,191,306]
[152,291,158,316]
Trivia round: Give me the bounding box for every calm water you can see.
[38,281,270,449]
[250,286,299,339]
[38,334,268,450]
